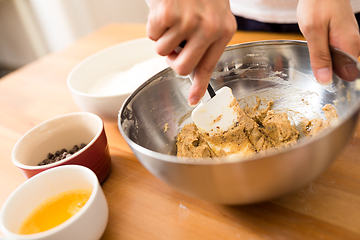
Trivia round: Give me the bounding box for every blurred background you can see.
[0,0,149,77]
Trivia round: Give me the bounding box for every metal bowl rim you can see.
[118,40,360,165]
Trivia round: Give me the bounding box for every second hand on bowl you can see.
[175,41,244,157]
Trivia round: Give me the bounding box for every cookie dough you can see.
[301,104,338,137]
[176,98,337,159]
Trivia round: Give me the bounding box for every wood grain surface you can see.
[0,24,359,240]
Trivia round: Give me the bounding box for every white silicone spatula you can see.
[176,42,241,136]
[191,86,241,135]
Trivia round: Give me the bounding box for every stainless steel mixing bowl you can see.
[118,40,360,205]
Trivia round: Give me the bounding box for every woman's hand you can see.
[297,0,360,84]
[146,0,237,105]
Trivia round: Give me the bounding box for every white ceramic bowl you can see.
[11,112,111,183]
[0,165,108,240]
[67,37,168,120]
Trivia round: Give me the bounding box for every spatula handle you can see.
[207,84,216,98]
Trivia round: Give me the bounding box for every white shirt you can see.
[229,0,360,23]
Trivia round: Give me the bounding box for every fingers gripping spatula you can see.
[175,42,242,136]
[145,0,241,138]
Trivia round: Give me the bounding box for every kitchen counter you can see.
[0,23,359,239]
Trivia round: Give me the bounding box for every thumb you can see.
[304,31,333,85]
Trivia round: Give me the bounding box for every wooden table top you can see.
[1,23,359,240]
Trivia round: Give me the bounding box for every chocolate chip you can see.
[61,152,68,159]
[37,143,87,166]
[69,145,79,154]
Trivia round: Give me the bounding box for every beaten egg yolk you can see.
[19,189,92,235]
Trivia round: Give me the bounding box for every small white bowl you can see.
[67,37,168,120]
[0,165,108,240]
